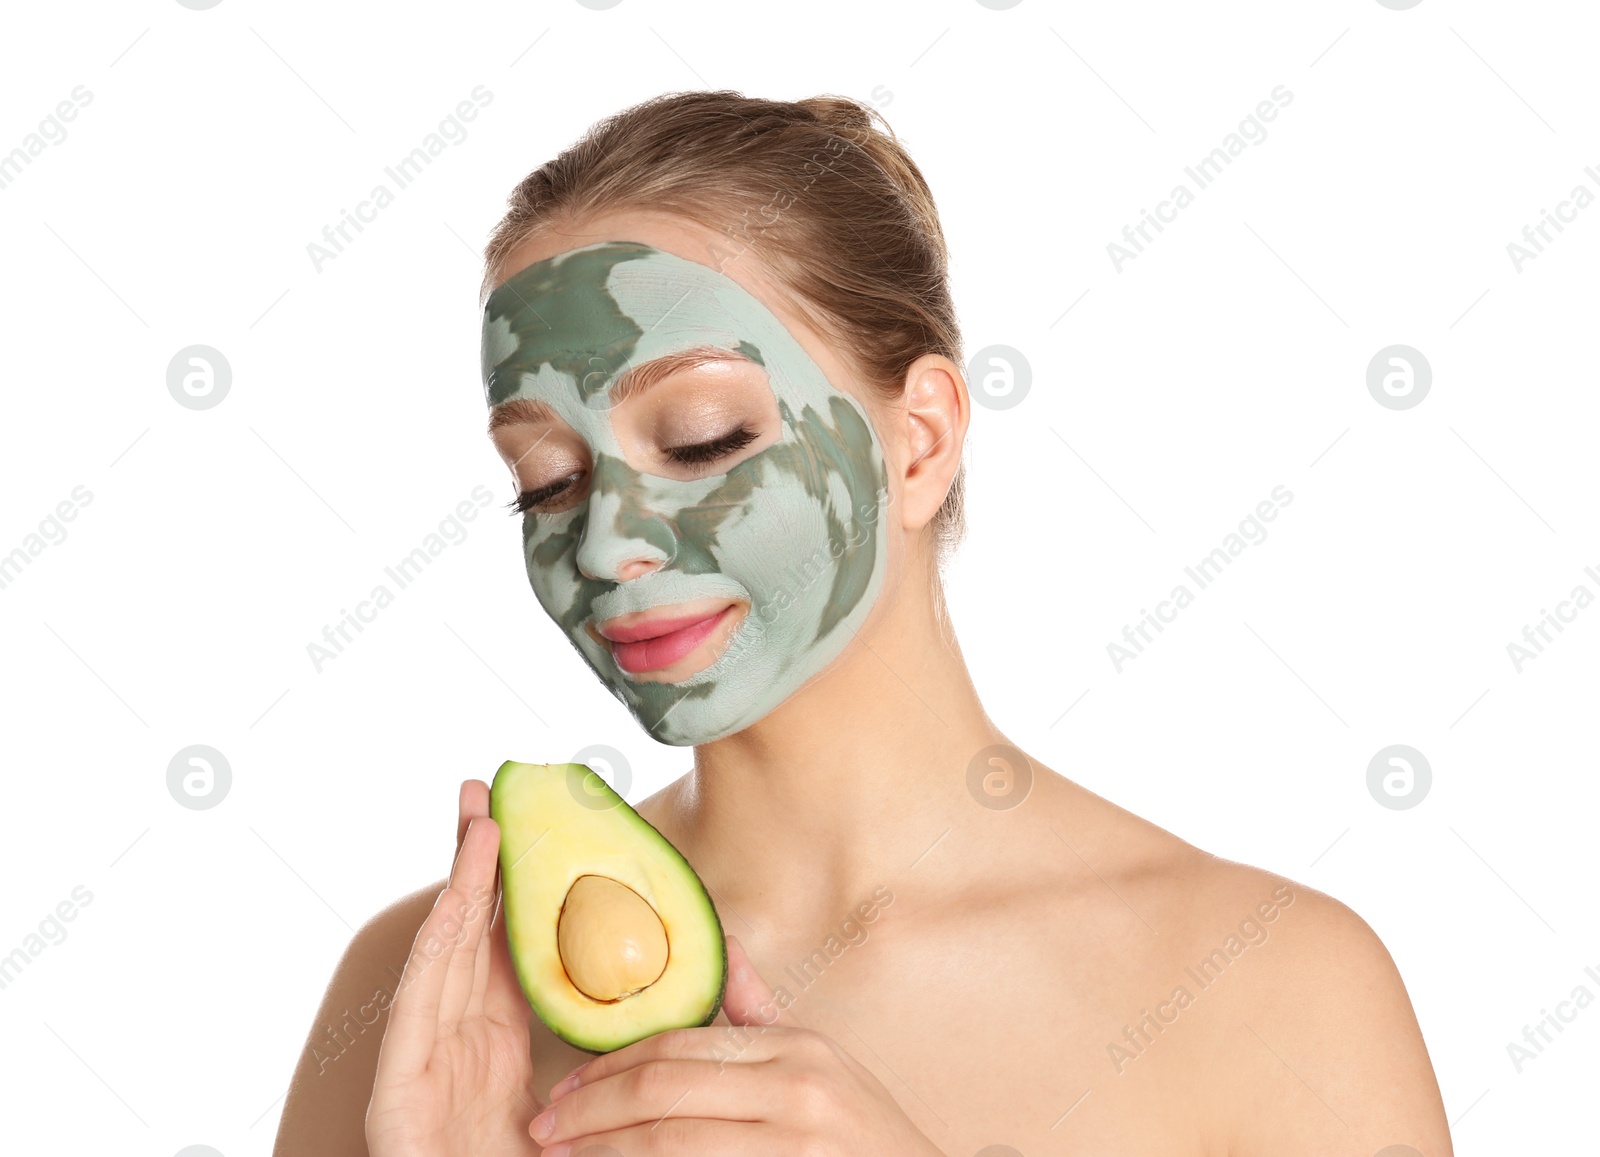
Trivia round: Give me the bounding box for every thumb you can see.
[719,934,801,1029]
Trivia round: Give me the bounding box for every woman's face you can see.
[483,213,894,746]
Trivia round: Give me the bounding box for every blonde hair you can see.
[481,89,968,570]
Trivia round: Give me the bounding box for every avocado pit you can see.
[557,874,669,1002]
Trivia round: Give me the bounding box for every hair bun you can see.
[795,94,879,134]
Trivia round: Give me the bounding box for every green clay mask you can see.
[481,240,891,746]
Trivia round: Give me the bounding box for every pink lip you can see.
[599,605,737,674]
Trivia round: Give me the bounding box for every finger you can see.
[456,779,490,855]
[454,780,499,1022]
[545,1116,753,1156]
[437,816,500,1030]
[463,820,504,1022]
[378,883,476,1084]
[532,1059,765,1145]
[458,780,501,1019]
[720,934,802,1030]
[552,1023,794,1103]
[464,885,495,1022]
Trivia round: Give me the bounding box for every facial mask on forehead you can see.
[481,240,891,746]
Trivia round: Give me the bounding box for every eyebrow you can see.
[487,345,754,433]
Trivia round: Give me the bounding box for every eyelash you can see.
[506,426,761,516]
[666,424,759,465]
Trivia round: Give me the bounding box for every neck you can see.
[671,557,1001,929]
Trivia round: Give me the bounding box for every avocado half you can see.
[489,761,728,1054]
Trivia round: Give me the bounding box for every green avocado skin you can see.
[490,760,728,1054]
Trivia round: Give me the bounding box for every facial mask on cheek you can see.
[481,241,891,746]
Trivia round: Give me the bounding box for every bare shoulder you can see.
[1192,857,1454,1155]
[272,878,447,1157]
[1029,769,1452,1153]
[1062,774,1452,1152]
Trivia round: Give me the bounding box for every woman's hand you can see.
[526,934,946,1156]
[366,780,544,1157]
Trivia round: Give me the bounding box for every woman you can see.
[274,91,1453,1156]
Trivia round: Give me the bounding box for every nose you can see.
[573,451,677,583]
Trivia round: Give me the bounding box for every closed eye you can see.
[663,425,759,467]
[505,426,763,516]
[506,472,582,516]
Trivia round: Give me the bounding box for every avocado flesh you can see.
[489,761,728,1053]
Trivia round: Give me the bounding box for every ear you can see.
[897,353,968,535]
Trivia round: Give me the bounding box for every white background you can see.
[1,1,1595,1153]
